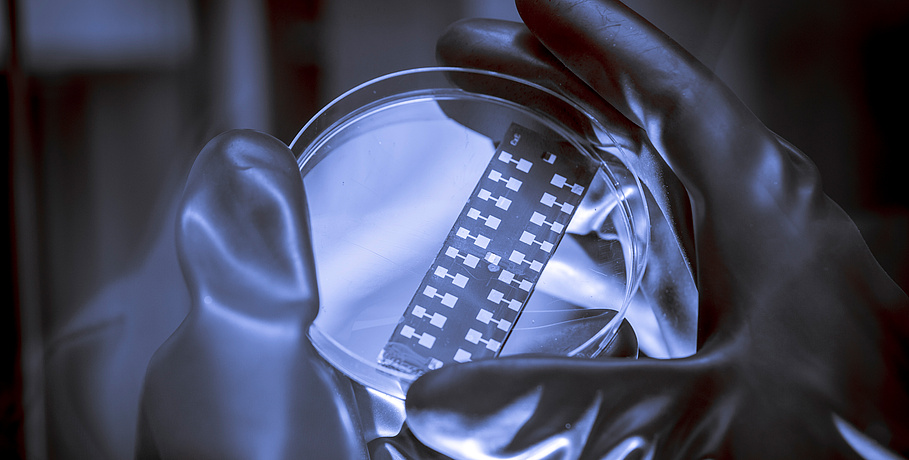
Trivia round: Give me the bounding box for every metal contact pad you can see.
[378,122,597,376]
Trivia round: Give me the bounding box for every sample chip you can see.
[378,123,597,376]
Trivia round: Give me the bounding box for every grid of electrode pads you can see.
[378,123,596,376]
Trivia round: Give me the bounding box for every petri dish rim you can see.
[291,67,650,398]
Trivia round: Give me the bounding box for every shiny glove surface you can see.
[405,1,909,459]
[135,131,367,459]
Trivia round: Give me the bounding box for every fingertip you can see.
[436,17,536,72]
[405,360,490,413]
[407,359,546,417]
[178,129,319,323]
[191,129,296,182]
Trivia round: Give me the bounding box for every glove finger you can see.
[436,17,641,144]
[515,0,818,218]
[406,354,885,460]
[177,129,320,324]
[138,130,367,458]
[406,355,722,460]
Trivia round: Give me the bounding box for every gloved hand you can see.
[405,0,909,458]
[135,131,368,459]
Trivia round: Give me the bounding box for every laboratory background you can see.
[3,0,908,458]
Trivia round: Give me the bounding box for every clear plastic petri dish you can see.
[291,67,649,400]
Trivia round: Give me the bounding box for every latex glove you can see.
[135,131,368,459]
[406,0,909,458]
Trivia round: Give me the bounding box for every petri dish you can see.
[291,67,649,400]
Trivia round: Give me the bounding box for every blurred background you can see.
[3,0,907,458]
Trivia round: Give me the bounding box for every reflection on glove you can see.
[406,0,909,458]
[135,131,367,458]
